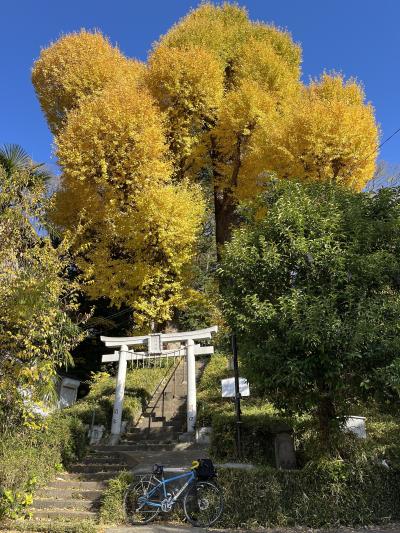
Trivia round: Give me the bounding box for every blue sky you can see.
[2,0,400,172]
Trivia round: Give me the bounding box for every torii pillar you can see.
[186,338,196,433]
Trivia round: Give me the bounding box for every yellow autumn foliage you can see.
[51,74,204,327]
[147,45,224,175]
[76,182,205,327]
[56,79,170,194]
[32,30,145,133]
[258,73,378,190]
[148,3,302,192]
[32,2,380,322]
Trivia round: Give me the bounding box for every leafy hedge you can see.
[100,461,400,528]
[0,412,87,520]
[219,462,400,528]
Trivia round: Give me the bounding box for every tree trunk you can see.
[316,395,337,455]
[214,186,238,259]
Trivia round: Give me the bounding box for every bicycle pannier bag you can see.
[196,458,216,480]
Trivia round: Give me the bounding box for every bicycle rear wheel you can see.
[183,480,223,527]
[124,475,162,524]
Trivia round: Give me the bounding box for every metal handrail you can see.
[146,354,184,438]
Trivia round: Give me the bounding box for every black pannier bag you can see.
[196,458,216,480]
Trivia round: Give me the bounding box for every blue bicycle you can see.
[123,459,223,527]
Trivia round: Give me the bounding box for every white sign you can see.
[221,377,250,398]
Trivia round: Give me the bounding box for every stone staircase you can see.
[29,449,130,525]
[26,358,205,527]
[122,356,189,445]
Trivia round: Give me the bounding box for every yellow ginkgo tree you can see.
[147,3,378,245]
[34,40,205,329]
[31,3,379,327]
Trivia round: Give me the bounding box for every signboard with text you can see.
[221,377,250,398]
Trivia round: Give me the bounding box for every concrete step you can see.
[133,423,183,435]
[141,414,166,422]
[87,449,122,457]
[56,471,124,481]
[32,498,98,511]
[117,442,176,451]
[47,479,105,490]
[32,508,97,520]
[69,463,128,473]
[83,454,123,464]
[123,431,175,442]
[137,409,185,421]
[136,420,167,429]
[36,488,102,500]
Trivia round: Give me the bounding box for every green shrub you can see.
[210,404,295,465]
[99,471,132,525]
[0,413,87,521]
[99,461,400,528]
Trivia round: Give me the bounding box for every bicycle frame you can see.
[144,470,196,508]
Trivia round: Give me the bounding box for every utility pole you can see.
[231,333,242,459]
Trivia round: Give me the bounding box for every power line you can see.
[346,124,400,177]
[378,126,400,152]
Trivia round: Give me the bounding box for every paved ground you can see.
[119,444,210,474]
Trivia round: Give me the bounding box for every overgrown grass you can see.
[66,365,168,431]
[99,471,132,525]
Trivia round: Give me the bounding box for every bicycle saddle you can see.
[152,463,164,476]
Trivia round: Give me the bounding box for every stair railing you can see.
[146,351,184,438]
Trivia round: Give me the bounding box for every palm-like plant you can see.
[0,143,52,185]
[0,144,56,234]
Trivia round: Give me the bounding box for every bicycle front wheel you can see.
[124,475,161,524]
[183,480,223,527]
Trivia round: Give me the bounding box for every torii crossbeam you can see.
[101,326,218,438]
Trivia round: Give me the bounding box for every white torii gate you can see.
[100,326,218,438]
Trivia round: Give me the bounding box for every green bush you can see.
[218,462,400,528]
[66,366,168,431]
[0,412,87,521]
[210,406,294,466]
[100,462,400,528]
[99,471,132,525]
